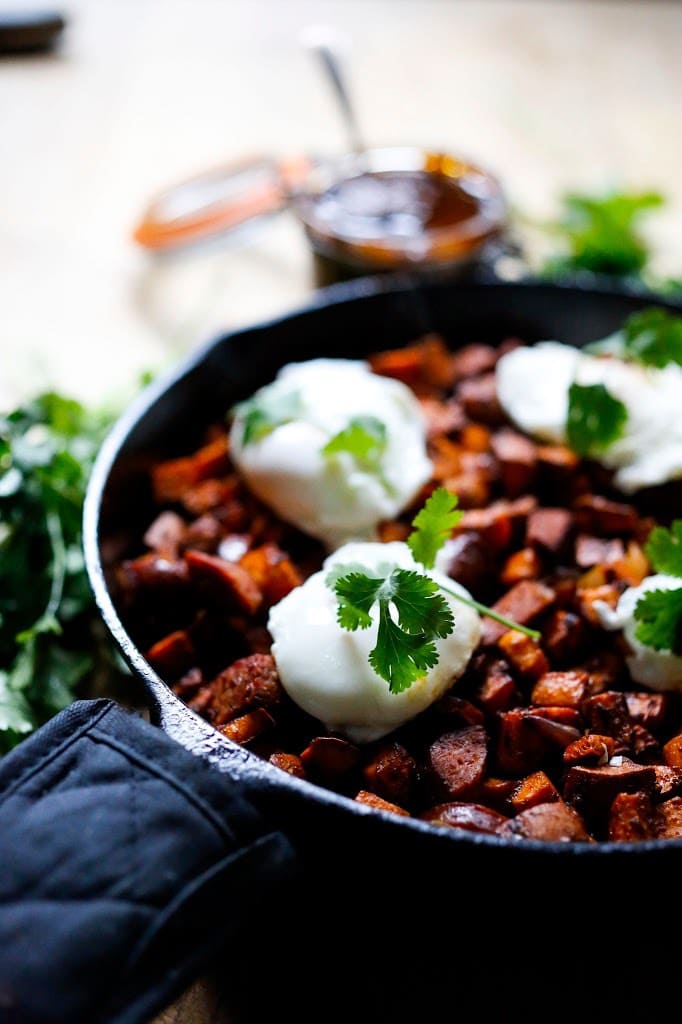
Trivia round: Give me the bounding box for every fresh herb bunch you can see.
[542,190,664,277]
[0,393,115,752]
[327,488,540,694]
[634,521,682,655]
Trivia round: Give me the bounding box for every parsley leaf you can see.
[620,309,682,368]
[543,190,664,277]
[235,389,302,445]
[645,521,682,577]
[634,588,682,655]
[566,382,628,457]
[407,487,462,569]
[328,565,454,694]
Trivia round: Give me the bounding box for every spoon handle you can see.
[302,26,364,154]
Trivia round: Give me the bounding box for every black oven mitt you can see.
[0,699,296,1024]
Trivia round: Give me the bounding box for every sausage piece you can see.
[428,726,488,800]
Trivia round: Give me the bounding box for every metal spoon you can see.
[300,25,365,154]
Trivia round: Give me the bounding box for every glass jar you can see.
[292,146,507,286]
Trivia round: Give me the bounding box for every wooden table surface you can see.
[2,1,682,1020]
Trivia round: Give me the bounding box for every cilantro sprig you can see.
[333,568,454,694]
[327,487,541,693]
[632,520,682,655]
[541,190,664,278]
[235,389,302,445]
[408,487,463,568]
[566,381,628,457]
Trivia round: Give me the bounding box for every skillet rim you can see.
[84,272,682,857]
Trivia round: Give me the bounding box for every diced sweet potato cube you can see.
[146,629,195,678]
[611,540,650,586]
[491,429,537,498]
[458,496,537,550]
[184,514,224,554]
[581,652,624,695]
[458,373,504,425]
[563,734,615,767]
[418,398,465,439]
[656,797,682,839]
[208,653,283,725]
[220,707,275,744]
[151,436,230,502]
[363,742,418,806]
[542,610,586,667]
[181,477,240,516]
[475,660,517,713]
[478,776,516,810]
[442,468,491,509]
[574,534,626,568]
[532,444,577,475]
[608,791,656,842]
[575,584,622,625]
[496,709,548,774]
[531,671,589,709]
[511,771,560,812]
[186,548,262,614]
[300,737,361,781]
[625,693,668,733]
[430,436,463,480]
[377,521,410,544]
[422,802,507,835]
[432,695,485,726]
[144,511,187,555]
[582,692,632,754]
[630,724,660,762]
[499,802,591,842]
[573,495,639,536]
[269,752,305,779]
[239,543,303,606]
[501,548,542,586]
[482,580,556,645]
[428,726,488,800]
[524,709,581,749]
[653,765,682,800]
[461,423,491,452]
[451,343,498,380]
[355,790,410,817]
[564,762,656,825]
[497,630,549,680]
[370,335,454,390]
[526,508,573,555]
[663,735,682,767]
[439,533,495,596]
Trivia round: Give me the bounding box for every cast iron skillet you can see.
[84,275,682,871]
[85,276,682,1018]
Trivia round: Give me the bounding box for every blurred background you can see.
[2,0,681,405]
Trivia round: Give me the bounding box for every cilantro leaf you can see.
[620,308,682,368]
[407,487,463,569]
[323,416,387,463]
[634,587,682,655]
[328,565,455,694]
[645,521,682,577]
[235,389,302,445]
[566,382,628,457]
[332,571,383,630]
[322,415,393,493]
[543,190,663,277]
